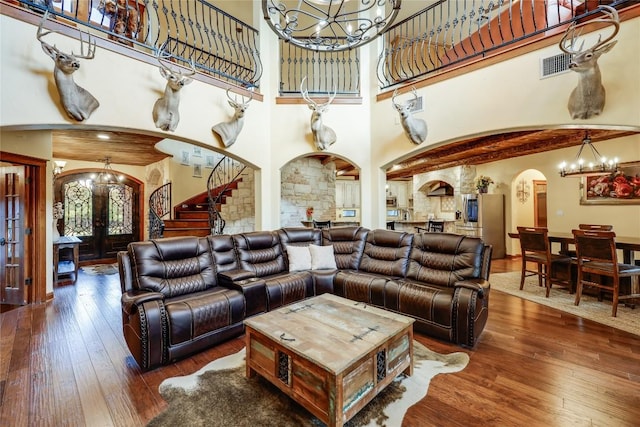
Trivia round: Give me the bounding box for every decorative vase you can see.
[478,187,488,194]
[53,219,61,242]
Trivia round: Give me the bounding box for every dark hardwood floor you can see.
[1,257,639,426]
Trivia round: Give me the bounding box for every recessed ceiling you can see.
[52,130,169,166]
[385,128,637,180]
[50,128,637,178]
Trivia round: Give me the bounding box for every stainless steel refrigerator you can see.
[456,194,505,259]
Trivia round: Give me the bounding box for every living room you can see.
[1,0,640,425]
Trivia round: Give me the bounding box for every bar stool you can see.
[312,220,331,229]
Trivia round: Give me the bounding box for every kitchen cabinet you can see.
[387,181,412,208]
[336,180,360,208]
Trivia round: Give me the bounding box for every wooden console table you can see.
[53,236,81,285]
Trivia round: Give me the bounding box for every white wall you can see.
[1,10,639,272]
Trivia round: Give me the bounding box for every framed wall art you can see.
[580,161,640,205]
[193,163,202,178]
[180,150,190,165]
[205,155,216,168]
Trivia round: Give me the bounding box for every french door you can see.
[0,165,26,305]
[55,173,141,261]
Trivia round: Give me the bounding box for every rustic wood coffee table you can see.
[244,293,415,427]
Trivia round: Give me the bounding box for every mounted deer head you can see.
[152,48,196,132]
[559,5,620,120]
[212,88,253,148]
[392,87,427,144]
[300,76,337,151]
[37,11,99,121]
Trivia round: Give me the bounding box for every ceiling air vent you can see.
[540,53,571,79]
[410,96,423,113]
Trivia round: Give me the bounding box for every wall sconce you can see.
[53,160,66,177]
[517,179,530,204]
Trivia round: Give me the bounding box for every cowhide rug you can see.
[147,341,469,427]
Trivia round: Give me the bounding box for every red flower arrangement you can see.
[306,206,314,220]
[586,170,640,199]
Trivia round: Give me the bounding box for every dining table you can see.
[508,231,640,265]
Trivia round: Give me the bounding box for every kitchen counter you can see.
[301,221,360,228]
[388,220,456,233]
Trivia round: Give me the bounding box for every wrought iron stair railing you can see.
[207,156,246,235]
[149,182,171,239]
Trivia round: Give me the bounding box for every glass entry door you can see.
[55,173,141,261]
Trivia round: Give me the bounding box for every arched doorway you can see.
[510,169,547,253]
[280,154,360,228]
[54,171,143,262]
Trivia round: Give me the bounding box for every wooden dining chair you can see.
[560,224,613,257]
[517,226,573,297]
[312,220,331,229]
[572,229,640,317]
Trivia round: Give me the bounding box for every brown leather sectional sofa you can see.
[118,227,493,370]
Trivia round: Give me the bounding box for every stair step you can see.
[162,228,211,238]
[164,219,210,228]
[176,211,210,219]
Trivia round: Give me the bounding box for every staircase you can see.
[148,156,247,239]
[162,180,241,237]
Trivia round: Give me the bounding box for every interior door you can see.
[55,173,141,261]
[0,165,26,305]
[533,180,548,228]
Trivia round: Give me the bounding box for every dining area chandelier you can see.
[558,131,619,177]
[262,0,402,51]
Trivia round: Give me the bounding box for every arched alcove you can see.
[280,154,360,227]
[509,168,547,254]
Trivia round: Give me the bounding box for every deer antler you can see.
[300,76,317,109]
[392,86,418,108]
[36,11,58,53]
[301,76,336,109]
[226,87,253,106]
[37,11,95,59]
[154,45,196,77]
[559,5,620,55]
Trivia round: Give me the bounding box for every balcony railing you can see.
[279,39,360,96]
[377,0,633,89]
[15,0,261,88]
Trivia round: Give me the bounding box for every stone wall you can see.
[220,168,255,234]
[281,157,336,227]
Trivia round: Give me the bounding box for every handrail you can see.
[377,0,634,89]
[149,181,171,239]
[13,0,261,88]
[207,156,246,235]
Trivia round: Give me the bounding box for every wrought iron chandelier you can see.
[91,157,123,186]
[262,0,402,51]
[558,131,618,177]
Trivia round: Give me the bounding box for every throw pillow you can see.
[309,245,337,270]
[286,245,311,272]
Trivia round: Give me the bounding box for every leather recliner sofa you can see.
[118,226,492,370]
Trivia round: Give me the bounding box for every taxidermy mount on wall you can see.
[392,87,427,144]
[212,88,253,148]
[152,48,196,132]
[300,76,337,151]
[558,5,620,120]
[37,12,99,121]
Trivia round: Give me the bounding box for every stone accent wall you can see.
[281,157,336,227]
[459,165,477,195]
[220,168,255,234]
